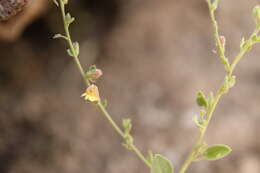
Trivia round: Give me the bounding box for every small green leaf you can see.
[65,13,75,26]
[122,119,132,134]
[151,154,174,173]
[240,37,245,49]
[207,92,214,108]
[85,65,97,77]
[222,75,236,93]
[203,144,232,161]
[73,42,80,57]
[228,75,236,88]
[89,65,97,71]
[101,99,108,108]
[193,115,206,129]
[252,34,258,41]
[199,110,206,117]
[242,40,253,51]
[196,91,208,107]
[220,57,230,72]
[85,65,96,78]
[67,48,73,57]
[53,34,68,40]
[252,34,260,43]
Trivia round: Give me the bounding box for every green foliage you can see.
[65,13,75,27]
[67,48,73,57]
[101,99,108,108]
[180,2,260,173]
[73,42,80,57]
[193,115,207,130]
[85,65,97,77]
[53,33,68,40]
[196,91,207,107]
[85,65,103,82]
[151,154,174,173]
[122,119,132,134]
[203,145,232,161]
[253,5,260,27]
[53,0,260,173]
[221,75,236,93]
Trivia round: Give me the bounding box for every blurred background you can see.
[0,0,260,173]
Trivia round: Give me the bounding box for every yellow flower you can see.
[81,84,100,102]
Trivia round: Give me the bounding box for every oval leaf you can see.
[196,91,207,107]
[151,154,174,173]
[203,144,232,161]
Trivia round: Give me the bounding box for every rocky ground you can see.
[0,0,260,173]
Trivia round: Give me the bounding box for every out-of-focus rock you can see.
[0,0,49,41]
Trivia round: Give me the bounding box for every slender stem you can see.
[57,1,151,168]
[178,3,225,172]
[130,143,152,167]
[229,27,260,75]
[97,102,151,167]
[59,0,90,86]
[57,1,259,172]
[178,3,260,173]
[207,0,230,72]
[97,102,125,137]
[178,88,224,173]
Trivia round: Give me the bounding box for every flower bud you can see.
[87,69,103,81]
[85,65,103,82]
[219,35,226,47]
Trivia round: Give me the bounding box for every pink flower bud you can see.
[219,35,226,47]
[86,68,103,82]
[90,69,103,80]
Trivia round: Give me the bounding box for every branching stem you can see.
[178,2,260,173]
[55,0,260,172]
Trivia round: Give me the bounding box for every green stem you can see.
[178,3,260,173]
[57,0,151,168]
[97,102,125,137]
[178,2,225,172]
[178,88,224,173]
[207,0,230,72]
[130,143,152,167]
[97,102,151,168]
[229,27,260,75]
[59,0,90,86]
